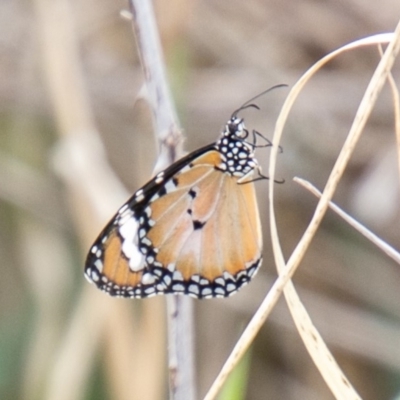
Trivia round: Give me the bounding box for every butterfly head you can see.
[226,117,248,140]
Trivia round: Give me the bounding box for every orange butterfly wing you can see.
[85,118,263,298]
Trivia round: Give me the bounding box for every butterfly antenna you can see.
[231,83,288,118]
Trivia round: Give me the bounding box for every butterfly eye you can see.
[228,121,238,135]
[228,118,247,137]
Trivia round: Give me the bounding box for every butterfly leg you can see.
[251,130,283,153]
[238,165,284,184]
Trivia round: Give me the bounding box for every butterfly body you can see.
[85,116,263,299]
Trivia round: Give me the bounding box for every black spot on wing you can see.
[158,185,167,197]
[193,220,206,230]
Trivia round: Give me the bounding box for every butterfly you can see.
[84,88,283,299]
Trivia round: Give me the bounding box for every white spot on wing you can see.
[189,284,199,295]
[214,287,225,295]
[181,165,192,173]
[201,287,212,296]
[146,255,154,264]
[135,193,145,202]
[145,287,156,295]
[173,283,185,291]
[119,218,144,271]
[118,204,129,214]
[142,238,151,246]
[94,259,103,273]
[139,228,146,238]
[119,218,138,239]
[173,270,183,281]
[127,247,144,271]
[223,271,234,281]
[227,283,236,292]
[167,263,176,272]
[164,179,177,193]
[155,172,165,184]
[153,269,163,277]
[163,275,172,286]
[88,269,99,282]
[215,277,225,286]
[142,273,156,285]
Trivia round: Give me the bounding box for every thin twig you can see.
[128,1,195,399]
[294,177,400,265]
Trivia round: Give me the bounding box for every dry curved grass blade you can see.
[383,45,400,180]
[204,26,400,400]
[268,28,400,400]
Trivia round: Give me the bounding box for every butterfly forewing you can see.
[85,117,264,299]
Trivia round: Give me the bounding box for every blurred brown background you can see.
[1,1,400,399]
